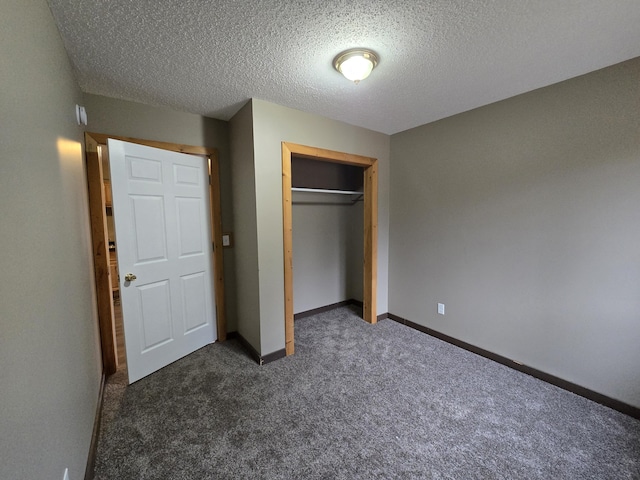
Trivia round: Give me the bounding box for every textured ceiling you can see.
[47,0,640,135]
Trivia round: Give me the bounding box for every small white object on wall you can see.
[75,104,87,125]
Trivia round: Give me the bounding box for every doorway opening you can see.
[85,133,227,377]
[282,142,378,356]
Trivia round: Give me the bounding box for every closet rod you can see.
[292,201,357,206]
[291,187,363,195]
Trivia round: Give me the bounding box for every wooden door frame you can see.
[85,134,117,374]
[85,132,227,376]
[281,142,378,356]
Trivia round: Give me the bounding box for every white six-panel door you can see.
[108,139,217,383]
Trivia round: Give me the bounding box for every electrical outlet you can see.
[437,303,445,315]
[63,468,70,480]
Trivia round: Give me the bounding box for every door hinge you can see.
[212,242,215,252]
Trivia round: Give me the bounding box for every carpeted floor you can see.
[93,306,640,479]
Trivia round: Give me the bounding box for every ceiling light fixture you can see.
[333,48,379,84]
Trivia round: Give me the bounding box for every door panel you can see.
[131,195,168,263]
[129,156,162,182]
[138,280,173,351]
[176,197,204,256]
[181,272,208,332]
[109,139,217,383]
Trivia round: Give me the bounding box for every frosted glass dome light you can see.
[333,49,379,84]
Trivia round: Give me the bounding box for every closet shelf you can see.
[291,187,363,195]
[291,187,363,205]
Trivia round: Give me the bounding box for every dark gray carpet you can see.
[94,306,640,479]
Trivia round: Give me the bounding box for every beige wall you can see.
[251,99,391,355]
[229,101,262,350]
[389,58,640,408]
[0,1,102,478]
[83,93,238,331]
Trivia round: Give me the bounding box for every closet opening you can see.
[282,142,378,356]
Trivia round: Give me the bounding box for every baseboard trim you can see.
[262,348,287,364]
[231,332,286,366]
[294,299,362,320]
[235,333,262,365]
[377,312,389,322]
[387,313,640,420]
[84,373,106,480]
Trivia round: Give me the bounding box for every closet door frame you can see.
[281,142,378,356]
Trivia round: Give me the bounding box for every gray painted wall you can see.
[0,1,102,478]
[251,99,391,355]
[83,94,238,331]
[389,58,640,408]
[229,101,261,350]
[292,196,363,314]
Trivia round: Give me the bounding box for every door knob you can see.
[124,273,137,282]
